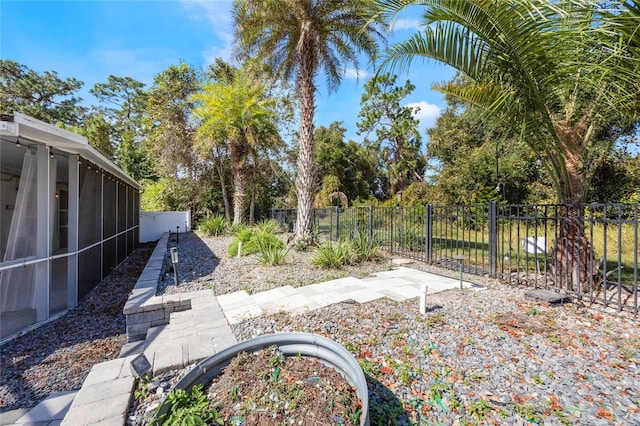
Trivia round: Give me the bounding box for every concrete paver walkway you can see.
[5,266,479,425]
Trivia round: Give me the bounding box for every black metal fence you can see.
[271,203,639,314]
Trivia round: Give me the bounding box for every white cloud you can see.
[181,0,235,63]
[391,18,421,31]
[344,68,370,79]
[404,101,441,128]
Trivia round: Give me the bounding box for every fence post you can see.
[369,206,373,241]
[328,207,333,242]
[425,204,433,264]
[391,207,395,255]
[335,206,340,241]
[488,201,498,278]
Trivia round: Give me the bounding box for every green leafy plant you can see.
[198,216,227,237]
[228,228,284,257]
[256,241,289,266]
[349,229,379,261]
[468,398,493,421]
[152,384,224,425]
[256,219,280,234]
[312,241,356,268]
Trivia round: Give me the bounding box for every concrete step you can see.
[8,390,77,426]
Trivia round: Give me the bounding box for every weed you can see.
[449,395,463,412]
[151,384,224,425]
[229,384,240,401]
[133,378,149,400]
[469,372,484,382]
[426,312,446,327]
[358,359,380,379]
[397,365,413,384]
[620,346,635,360]
[401,345,414,357]
[513,403,543,424]
[548,334,562,344]
[422,341,436,355]
[468,399,493,421]
[531,375,544,384]
[527,306,542,316]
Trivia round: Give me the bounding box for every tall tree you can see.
[314,122,378,202]
[233,0,385,245]
[357,73,425,196]
[427,77,546,205]
[91,75,153,180]
[75,112,115,159]
[0,59,86,125]
[143,63,200,178]
[373,0,640,289]
[192,68,281,225]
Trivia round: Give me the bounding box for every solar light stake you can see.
[420,284,428,315]
[453,254,467,290]
[176,226,180,244]
[170,247,179,286]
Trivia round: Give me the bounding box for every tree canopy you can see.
[233,0,385,244]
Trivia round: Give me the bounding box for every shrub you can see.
[198,216,227,237]
[256,237,289,266]
[350,229,379,262]
[228,229,284,257]
[312,241,356,269]
[231,223,251,238]
[256,219,281,234]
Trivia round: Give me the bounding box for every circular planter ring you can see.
[154,332,370,425]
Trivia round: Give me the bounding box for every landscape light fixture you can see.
[170,247,179,286]
[453,254,467,290]
[176,226,180,244]
[130,353,152,378]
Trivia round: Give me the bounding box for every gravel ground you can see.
[146,232,639,425]
[158,232,395,296]
[3,232,640,426]
[0,242,155,413]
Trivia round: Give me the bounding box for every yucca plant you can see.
[228,229,284,257]
[256,236,289,266]
[198,216,227,237]
[312,241,357,269]
[350,229,379,262]
[256,219,281,234]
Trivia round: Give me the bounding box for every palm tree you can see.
[233,0,385,245]
[372,0,639,289]
[192,69,281,225]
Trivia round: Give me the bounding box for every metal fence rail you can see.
[271,202,639,314]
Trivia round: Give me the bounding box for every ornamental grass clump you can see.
[350,229,380,262]
[312,241,357,269]
[198,216,227,237]
[228,226,284,258]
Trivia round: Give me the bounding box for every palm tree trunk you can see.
[232,165,247,225]
[551,156,595,292]
[293,47,317,245]
[249,167,256,225]
[213,147,231,222]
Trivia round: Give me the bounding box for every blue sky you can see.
[1,0,455,143]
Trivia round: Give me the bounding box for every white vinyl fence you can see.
[139,211,191,243]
